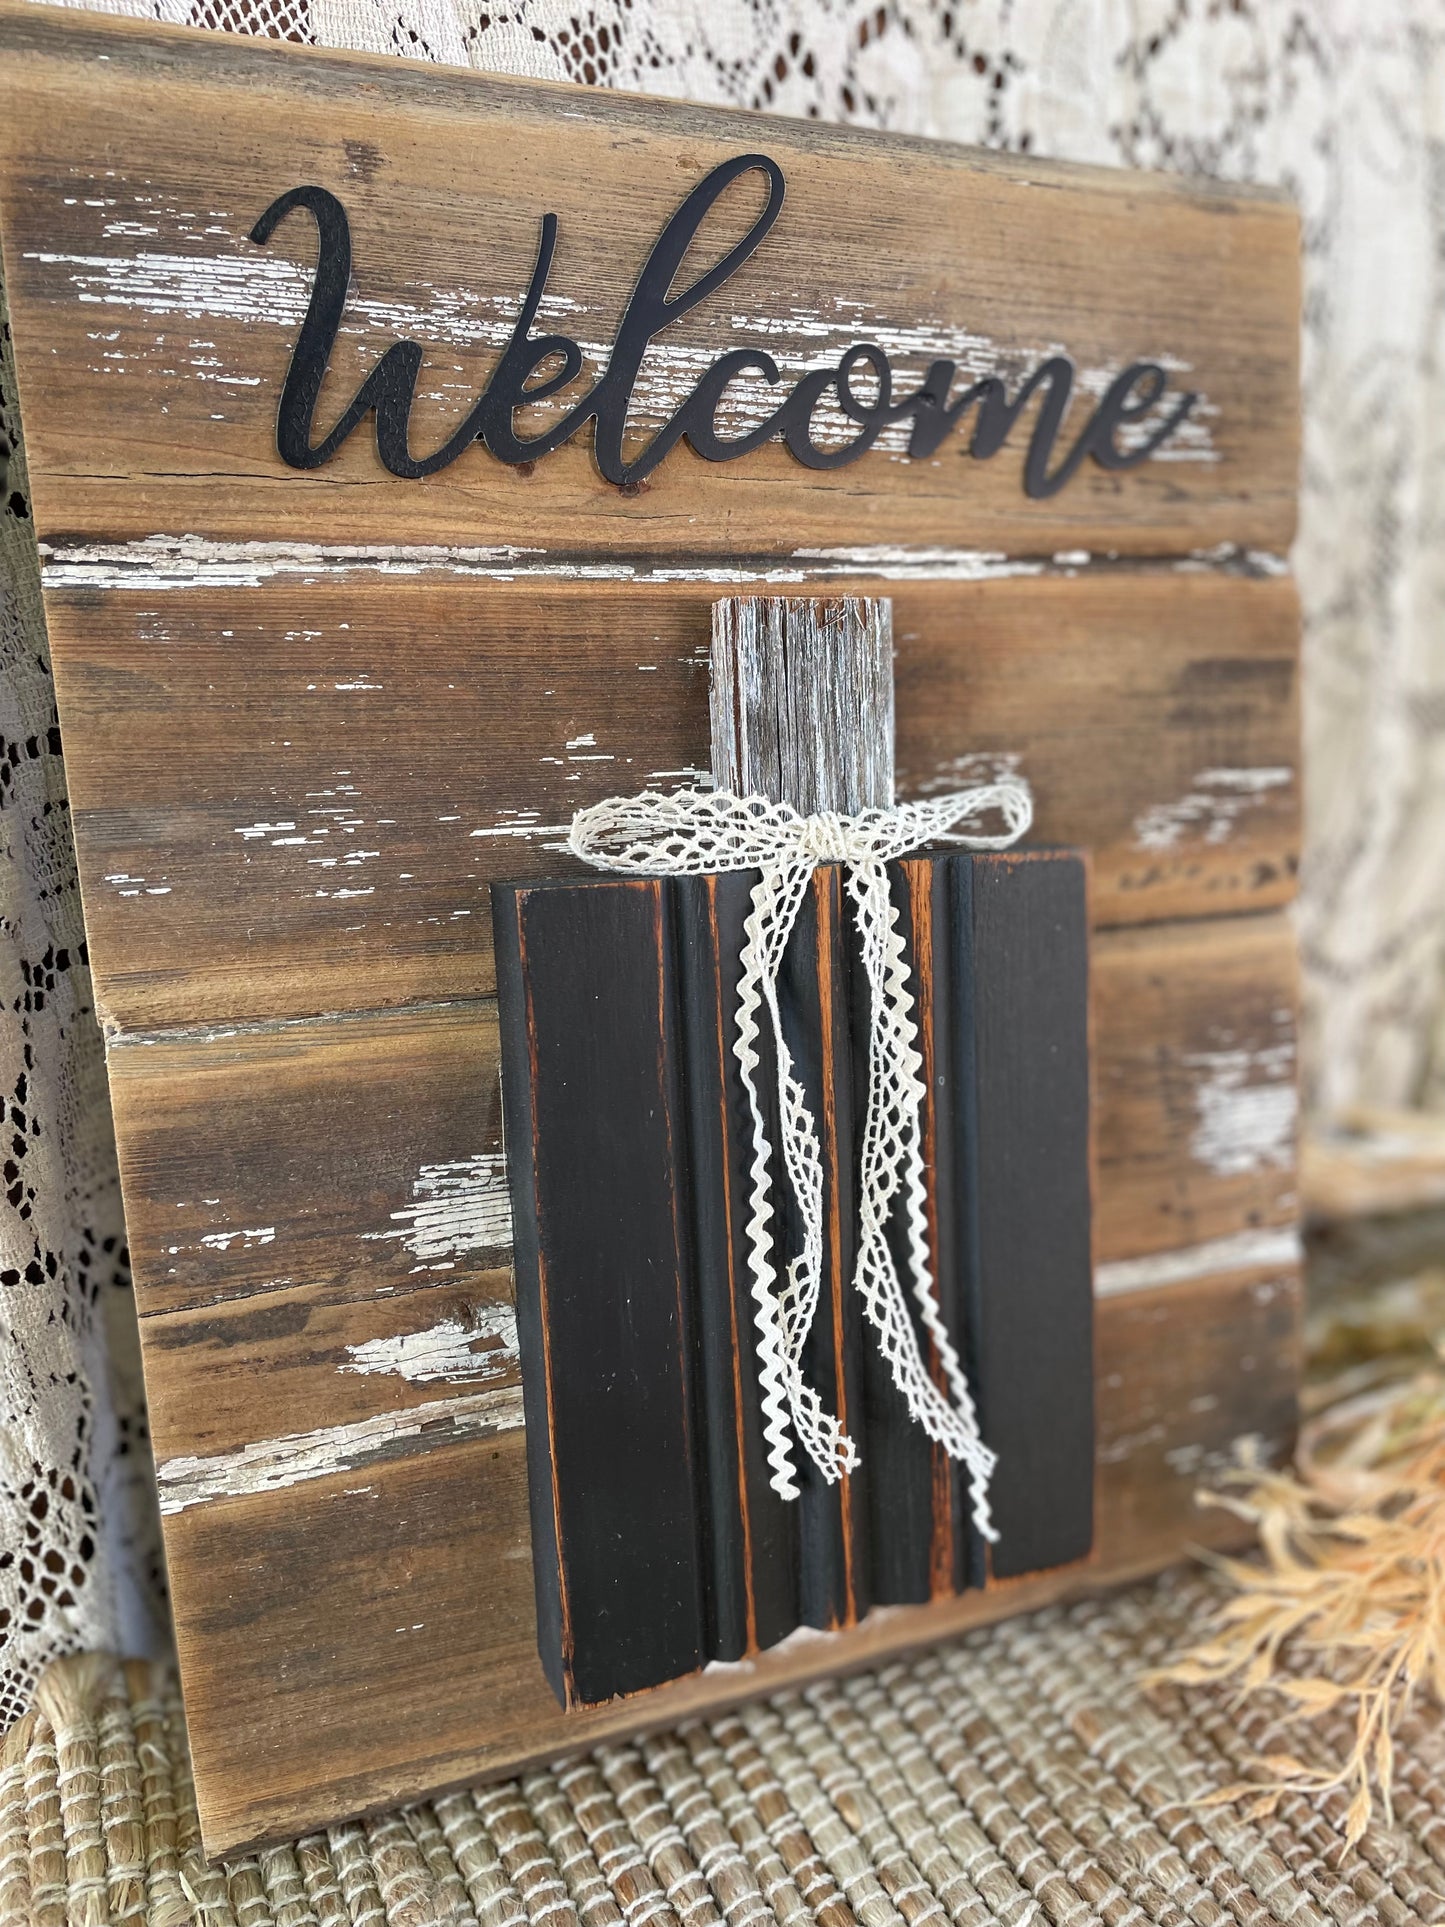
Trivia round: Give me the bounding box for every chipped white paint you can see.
[1191,543,1291,578]
[41,534,553,590]
[1199,766,1295,792]
[102,869,171,897]
[24,243,313,320]
[198,1226,275,1251]
[1162,1439,1254,1479]
[26,230,1219,465]
[1134,766,1293,852]
[362,1155,513,1269]
[469,819,572,841]
[790,546,1048,581]
[154,1382,525,1514]
[235,819,297,840]
[340,1305,518,1385]
[911,750,1023,797]
[647,766,713,785]
[1186,1043,1297,1177]
[228,784,389,893]
[39,534,1046,590]
[39,535,1291,593]
[1094,1226,1302,1297]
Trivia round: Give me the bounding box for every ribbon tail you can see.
[847,857,997,1540]
[737,859,857,1497]
[735,865,802,1500]
[900,1114,998,1542]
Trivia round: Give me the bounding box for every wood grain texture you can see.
[48,571,1299,1031]
[0,5,1298,564]
[158,1260,1300,1857]
[710,597,895,810]
[1093,912,1299,1260]
[111,913,1295,1487]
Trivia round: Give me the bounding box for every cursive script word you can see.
[250,154,1197,497]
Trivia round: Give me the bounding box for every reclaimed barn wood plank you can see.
[1093,912,1300,1259]
[111,910,1297,1479]
[710,597,895,810]
[159,1260,1300,1858]
[135,1272,520,1489]
[0,6,1298,565]
[49,572,1298,1031]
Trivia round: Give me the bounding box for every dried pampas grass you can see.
[1157,1363,1445,1850]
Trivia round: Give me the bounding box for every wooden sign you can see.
[0,1,1302,1858]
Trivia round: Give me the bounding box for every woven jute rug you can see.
[4,1570,1444,1927]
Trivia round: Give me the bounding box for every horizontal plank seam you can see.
[143,1233,1300,1507]
[101,903,1299,1048]
[39,541,1294,590]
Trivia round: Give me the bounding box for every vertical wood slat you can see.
[675,874,801,1661]
[865,858,967,1605]
[710,598,896,813]
[708,595,893,1639]
[775,866,870,1636]
[849,852,1096,1598]
[969,852,1095,1576]
[493,879,710,1707]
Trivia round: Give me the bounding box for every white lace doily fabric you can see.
[4,0,1445,1718]
[0,290,169,1726]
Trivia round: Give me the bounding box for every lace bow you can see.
[567,781,1032,1539]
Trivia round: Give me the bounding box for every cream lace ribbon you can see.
[567,782,1032,1539]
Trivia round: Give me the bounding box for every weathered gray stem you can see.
[709,597,894,814]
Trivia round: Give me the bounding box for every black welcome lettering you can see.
[475,212,588,466]
[250,157,1200,499]
[584,152,787,485]
[252,185,497,479]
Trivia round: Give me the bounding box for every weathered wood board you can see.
[48,571,1299,1031]
[153,1262,1303,1852]
[114,913,1299,1390]
[107,909,1301,1847]
[0,0,1302,1857]
[0,10,1297,559]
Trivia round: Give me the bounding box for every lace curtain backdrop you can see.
[3,0,1444,1720]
